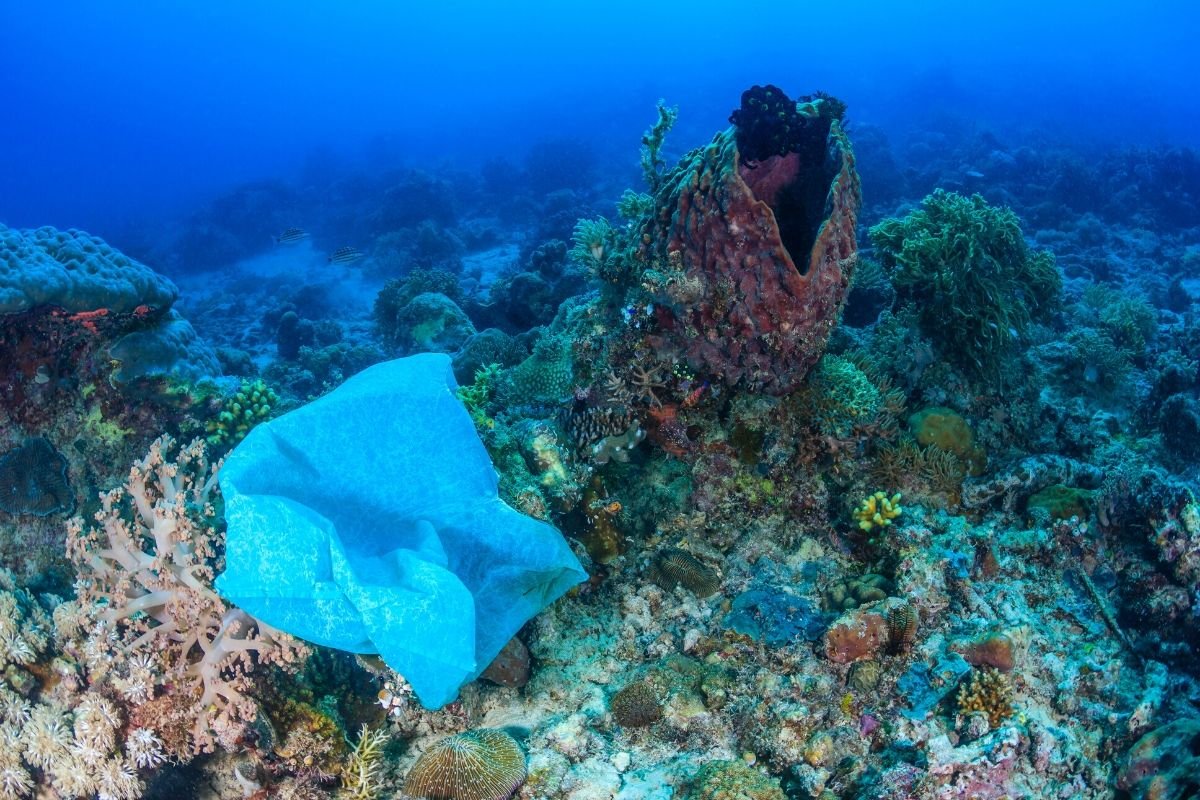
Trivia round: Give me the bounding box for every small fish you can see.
[328,246,364,265]
[275,227,309,244]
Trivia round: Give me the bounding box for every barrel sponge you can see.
[0,223,178,315]
[108,310,221,384]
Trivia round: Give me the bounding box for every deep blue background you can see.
[2,0,1196,233]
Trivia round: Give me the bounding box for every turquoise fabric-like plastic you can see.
[214,353,585,708]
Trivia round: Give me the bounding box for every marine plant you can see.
[869,189,1061,378]
[402,728,526,800]
[640,99,679,189]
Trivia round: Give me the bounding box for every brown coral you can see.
[65,435,308,757]
[610,680,663,728]
[652,548,722,597]
[886,601,918,655]
[957,667,1014,728]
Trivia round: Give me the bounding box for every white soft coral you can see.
[66,435,307,757]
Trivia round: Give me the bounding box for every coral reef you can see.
[0,437,73,517]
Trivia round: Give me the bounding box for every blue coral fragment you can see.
[215,353,586,708]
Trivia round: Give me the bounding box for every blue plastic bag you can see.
[215,354,585,708]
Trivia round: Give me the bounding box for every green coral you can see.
[806,355,882,438]
[640,99,679,190]
[869,190,1061,377]
[457,363,502,430]
[206,379,277,447]
[569,216,614,271]
[617,189,654,221]
[498,334,576,407]
[82,404,132,449]
[1082,284,1157,356]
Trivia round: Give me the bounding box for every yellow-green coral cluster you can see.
[457,363,502,430]
[853,491,903,532]
[206,379,277,447]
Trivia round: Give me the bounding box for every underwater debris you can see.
[0,437,73,517]
[403,728,526,800]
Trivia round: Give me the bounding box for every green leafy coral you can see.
[869,190,1061,377]
[206,379,277,447]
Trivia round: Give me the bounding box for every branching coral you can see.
[957,667,1014,728]
[341,724,391,800]
[65,435,308,757]
[853,491,903,532]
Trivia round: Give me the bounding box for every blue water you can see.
[2,0,1197,235]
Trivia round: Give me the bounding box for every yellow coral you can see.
[853,491,903,532]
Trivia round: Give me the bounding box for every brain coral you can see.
[0,224,177,315]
